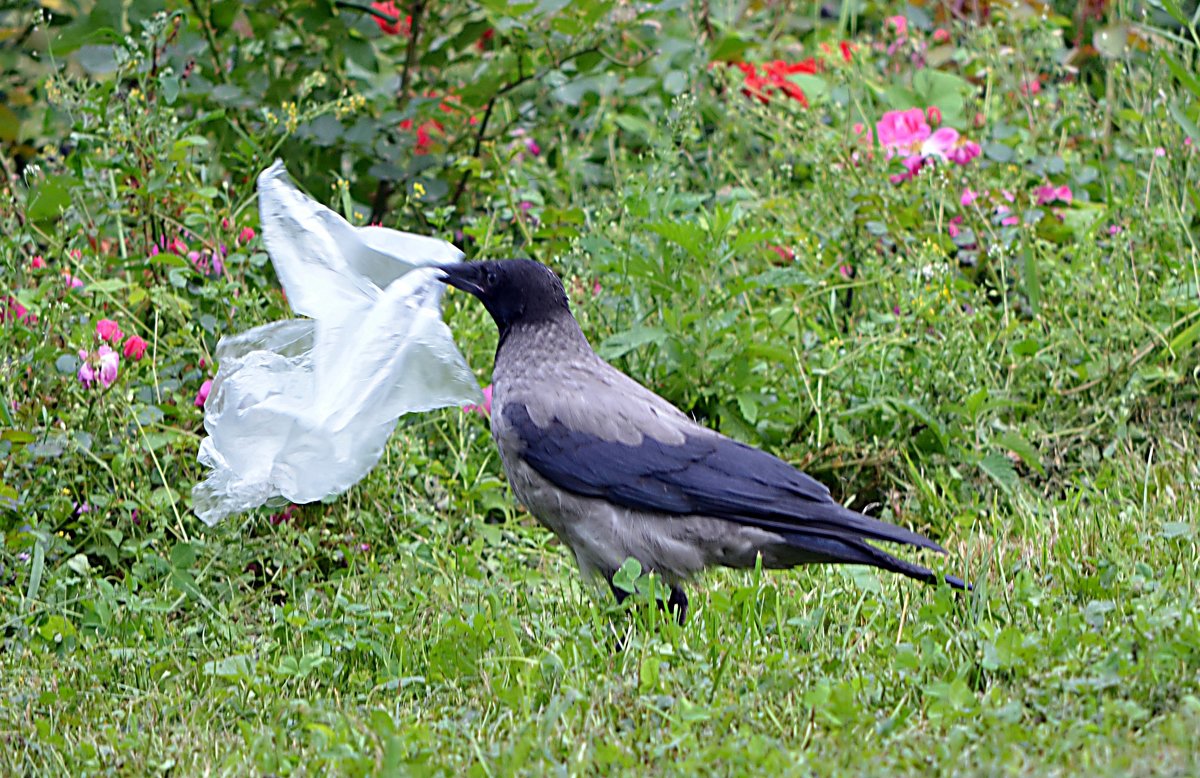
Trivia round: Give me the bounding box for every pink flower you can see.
[947,140,981,165]
[933,28,950,43]
[1154,147,1166,158]
[526,138,541,156]
[851,122,873,145]
[948,222,960,238]
[195,379,213,408]
[921,127,959,160]
[2,297,34,325]
[1019,78,1041,96]
[270,504,298,525]
[995,205,1020,227]
[123,335,148,361]
[63,271,84,289]
[31,255,46,270]
[767,244,795,262]
[238,226,256,244]
[464,385,493,417]
[96,345,119,388]
[1001,189,1016,202]
[889,153,927,184]
[1109,224,1123,236]
[926,106,942,125]
[78,359,95,388]
[96,318,123,343]
[876,108,931,156]
[1034,184,1073,206]
[838,265,853,279]
[886,15,908,35]
[167,237,188,255]
[961,188,980,207]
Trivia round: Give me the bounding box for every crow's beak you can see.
[435,262,485,297]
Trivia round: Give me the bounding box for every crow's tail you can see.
[780,532,972,591]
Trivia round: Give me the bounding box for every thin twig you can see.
[449,45,602,208]
[369,0,427,224]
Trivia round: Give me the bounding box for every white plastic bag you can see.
[192,161,482,526]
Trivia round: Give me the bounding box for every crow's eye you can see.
[485,269,499,286]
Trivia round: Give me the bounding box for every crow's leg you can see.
[607,576,688,625]
[667,585,689,625]
[605,577,634,652]
[607,578,632,606]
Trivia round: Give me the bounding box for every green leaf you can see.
[1154,0,1191,27]
[170,541,196,570]
[980,453,1019,493]
[711,33,751,62]
[663,70,688,96]
[24,541,45,612]
[0,482,17,509]
[26,175,74,221]
[912,69,973,122]
[1162,521,1195,539]
[787,74,829,102]
[1168,101,1200,143]
[994,431,1044,475]
[1167,317,1200,357]
[1161,52,1200,100]
[646,220,707,261]
[1093,23,1131,60]
[614,113,657,140]
[0,105,19,143]
[598,325,668,359]
[611,557,643,595]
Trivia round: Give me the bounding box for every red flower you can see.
[730,58,819,107]
[371,1,411,36]
[123,335,148,361]
[400,117,445,154]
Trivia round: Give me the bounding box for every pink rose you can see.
[123,335,148,361]
[96,319,123,343]
[195,379,213,408]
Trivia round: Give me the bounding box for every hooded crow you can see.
[439,259,969,623]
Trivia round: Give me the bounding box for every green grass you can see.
[2,422,1196,775]
[3,4,1200,775]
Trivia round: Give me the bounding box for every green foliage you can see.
[1,1,1199,773]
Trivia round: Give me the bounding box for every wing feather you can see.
[503,402,945,553]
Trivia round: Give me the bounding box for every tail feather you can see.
[780,532,972,591]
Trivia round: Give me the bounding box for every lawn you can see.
[1,1,1199,774]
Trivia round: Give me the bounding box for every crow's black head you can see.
[437,259,571,332]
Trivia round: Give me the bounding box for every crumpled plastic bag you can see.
[192,161,482,526]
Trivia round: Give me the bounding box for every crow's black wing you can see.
[503,402,945,553]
